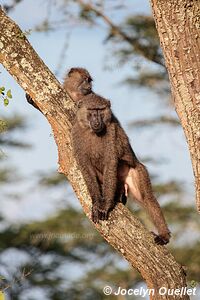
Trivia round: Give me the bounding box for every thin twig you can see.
[75,0,164,66]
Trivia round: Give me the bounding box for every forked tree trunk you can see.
[0,6,190,299]
[150,0,200,211]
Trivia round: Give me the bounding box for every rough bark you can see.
[0,7,189,299]
[150,0,200,212]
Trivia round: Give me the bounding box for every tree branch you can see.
[75,0,165,66]
[150,0,200,213]
[0,7,189,299]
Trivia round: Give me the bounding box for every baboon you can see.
[67,69,170,245]
[63,67,93,102]
[26,68,171,245]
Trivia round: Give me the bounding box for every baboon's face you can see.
[79,75,92,95]
[87,108,106,134]
[67,68,92,96]
[77,101,112,135]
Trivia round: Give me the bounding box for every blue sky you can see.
[0,3,198,300]
[0,0,195,222]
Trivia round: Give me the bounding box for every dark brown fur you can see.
[71,94,135,222]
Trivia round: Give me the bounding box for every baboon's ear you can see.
[107,100,111,108]
[68,68,76,76]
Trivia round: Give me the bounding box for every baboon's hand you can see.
[91,205,110,223]
[26,93,33,104]
[152,231,171,245]
[25,93,41,111]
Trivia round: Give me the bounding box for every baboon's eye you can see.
[87,112,92,119]
[84,77,92,83]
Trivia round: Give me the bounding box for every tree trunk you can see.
[0,7,190,299]
[150,0,200,212]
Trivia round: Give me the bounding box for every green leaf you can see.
[190,280,197,288]
[0,87,5,95]
[4,98,9,106]
[6,89,12,99]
